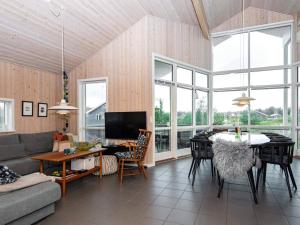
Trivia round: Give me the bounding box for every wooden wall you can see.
[212,7,293,33]
[68,15,211,165]
[0,60,61,134]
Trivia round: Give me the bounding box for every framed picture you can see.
[38,103,48,117]
[22,101,33,116]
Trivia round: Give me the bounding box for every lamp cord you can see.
[61,5,64,100]
[48,1,65,101]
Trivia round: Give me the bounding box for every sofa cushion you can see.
[23,142,53,156]
[0,181,61,225]
[20,131,54,143]
[0,157,40,175]
[19,132,55,155]
[0,144,26,161]
[0,134,20,145]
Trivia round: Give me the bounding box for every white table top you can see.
[209,132,270,146]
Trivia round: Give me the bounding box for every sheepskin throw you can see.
[212,139,254,180]
[0,172,54,192]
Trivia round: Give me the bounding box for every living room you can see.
[1,0,300,225]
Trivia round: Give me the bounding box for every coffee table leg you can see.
[39,160,44,174]
[62,161,66,196]
[99,152,103,178]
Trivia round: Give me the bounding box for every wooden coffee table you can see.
[31,148,106,196]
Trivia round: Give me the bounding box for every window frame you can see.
[0,98,15,133]
[211,21,294,140]
[153,54,210,161]
[77,77,108,142]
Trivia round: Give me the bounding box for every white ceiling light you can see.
[232,93,255,106]
[49,99,77,114]
[48,4,78,115]
[232,0,255,107]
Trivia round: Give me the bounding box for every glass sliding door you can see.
[79,79,107,142]
[155,84,172,159]
[177,86,193,156]
[154,58,210,161]
[154,60,174,160]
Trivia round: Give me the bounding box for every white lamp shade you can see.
[232,93,255,106]
[232,102,248,107]
[49,99,78,114]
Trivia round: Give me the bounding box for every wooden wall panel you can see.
[148,16,211,69]
[212,7,293,33]
[0,60,61,134]
[68,15,211,165]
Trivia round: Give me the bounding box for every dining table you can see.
[208,132,270,147]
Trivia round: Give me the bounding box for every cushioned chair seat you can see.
[0,181,61,225]
[115,151,133,159]
[94,155,118,176]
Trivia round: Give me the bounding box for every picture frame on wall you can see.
[22,101,33,116]
[38,103,48,117]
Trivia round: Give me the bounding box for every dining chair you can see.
[258,134,292,184]
[115,129,152,183]
[212,139,257,204]
[256,141,297,198]
[189,137,214,186]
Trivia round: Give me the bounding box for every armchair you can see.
[115,129,152,183]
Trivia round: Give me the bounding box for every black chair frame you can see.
[256,141,297,198]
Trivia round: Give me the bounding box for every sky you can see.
[85,82,106,110]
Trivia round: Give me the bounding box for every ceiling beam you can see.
[191,0,209,39]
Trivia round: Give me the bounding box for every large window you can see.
[212,24,292,132]
[0,99,14,132]
[195,90,208,125]
[250,88,290,126]
[154,59,209,160]
[213,33,248,71]
[79,79,107,142]
[250,26,291,68]
[213,90,248,126]
[177,88,192,126]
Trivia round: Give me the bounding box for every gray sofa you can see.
[0,132,61,225]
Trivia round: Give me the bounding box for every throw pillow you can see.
[0,165,20,185]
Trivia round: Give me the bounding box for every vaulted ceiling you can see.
[0,0,198,74]
[202,0,300,29]
[0,0,299,75]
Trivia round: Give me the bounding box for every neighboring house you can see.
[86,103,106,127]
[270,114,280,119]
[255,111,269,118]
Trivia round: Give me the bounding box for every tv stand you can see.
[102,144,128,155]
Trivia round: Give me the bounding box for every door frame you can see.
[152,53,210,162]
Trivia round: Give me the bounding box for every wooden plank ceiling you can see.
[202,0,300,29]
[0,0,198,74]
[1,0,300,74]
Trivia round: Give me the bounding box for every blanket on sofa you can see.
[0,172,54,193]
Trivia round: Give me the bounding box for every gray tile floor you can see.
[38,157,300,225]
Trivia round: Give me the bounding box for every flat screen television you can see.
[105,111,146,139]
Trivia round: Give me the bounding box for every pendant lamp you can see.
[232,93,255,106]
[48,4,78,114]
[232,0,255,106]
